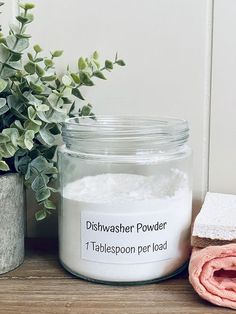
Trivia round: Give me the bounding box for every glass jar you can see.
[58,115,192,284]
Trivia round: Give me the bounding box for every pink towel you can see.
[189,244,236,310]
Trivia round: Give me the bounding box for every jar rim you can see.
[63,115,188,134]
[61,115,189,156]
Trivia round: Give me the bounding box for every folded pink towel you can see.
[189,244,236,310]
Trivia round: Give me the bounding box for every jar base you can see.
[60,260,189,286]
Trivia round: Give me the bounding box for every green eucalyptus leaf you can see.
[48,93,63,107]
[0,43,10,62]
[12,120,24,131]
[93,71,106,80]
[31,175,46,191]
[79,72,94,86]
[0,79,8,92]
[51,50,63,58]
[24,91,41,105]
[43,166,58,175]
[25,164,31,180]
[19,3,35,10]
[41,75,56,82]
[116,59,126,66]
[35,104,49,112]
[35,209,47,221]
[27,52,34,61]
[105,60,113,70]
[16,33,31,39]
[9,24,21,34]
[47,110,67,123]
[79,104,93,116]
[2,128,19,146]
[16,13,34,25]
[39,128,55,146]
[30,156,50,172]
[24,130,35,150]
[1,65,17,79]
[24,62,36,74]
[0,160,10,171]
[78,57,87,70]
[5,142,17,156]
[0,146,7,158]
[16,38,29,52]
[0,98,6,108]
[7,36,29,52]
[93,51,99,60]
[93,59,100,69]
[14,85,28,102]
[9,53,22,62]
[28,106,36,121]
[5,35,16,49]
[62,87,72,98]
[62,75,72,86]
[36,187,51,202]
[0,104,9,115]
[24,120,40,133]
[10,129,20,146]
[7,60,22,70]
[33,44,43,53]
[72,88,84,100]
[44,199,56,210]
[0,133,10,143]
[44,59,53,67]
[36,111,50,123]
[62,97,72,104]
[6,95,16,109]
[71,73,80,84]
[29,81,43,93]
[15,154,31,174]
[35,64,45,77]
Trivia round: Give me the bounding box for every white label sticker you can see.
[81,207,187,264]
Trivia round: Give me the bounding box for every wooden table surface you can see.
[0,239,234,314]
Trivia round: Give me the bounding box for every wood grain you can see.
[0,239,234,314]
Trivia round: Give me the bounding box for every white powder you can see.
[63,170,187,203]
[59,169,192,283]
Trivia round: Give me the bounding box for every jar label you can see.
[81,207,190,264]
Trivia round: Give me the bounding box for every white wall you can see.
[1,0,17,30]
[2,0,222,237]
[209,0,236,194]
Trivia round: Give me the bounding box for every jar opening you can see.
[61,115,189,156]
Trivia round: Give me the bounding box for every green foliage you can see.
[0,2,125,220]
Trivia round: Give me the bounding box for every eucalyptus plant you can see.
[0,2,125,220]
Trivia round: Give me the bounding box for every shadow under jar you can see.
[58,115,192,284]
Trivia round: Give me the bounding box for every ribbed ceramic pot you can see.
[0,173,24,274]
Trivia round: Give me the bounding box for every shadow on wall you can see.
[192,198,203,223]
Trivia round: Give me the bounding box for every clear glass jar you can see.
[58,115,192,284]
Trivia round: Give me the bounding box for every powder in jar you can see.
[59,169,192,282]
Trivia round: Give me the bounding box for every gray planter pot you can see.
[0,173,24,274]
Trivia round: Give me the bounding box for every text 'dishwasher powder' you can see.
[59,169,192,282]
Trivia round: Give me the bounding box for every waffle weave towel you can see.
[189,244,236,310]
